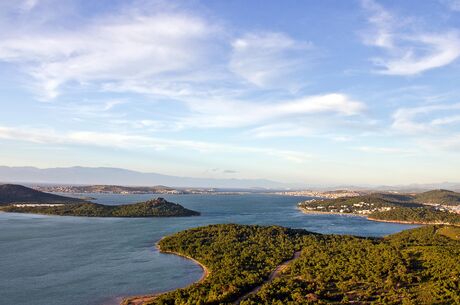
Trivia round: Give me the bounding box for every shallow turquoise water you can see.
[0,194,418,305]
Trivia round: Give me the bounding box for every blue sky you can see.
[1,0,460,185]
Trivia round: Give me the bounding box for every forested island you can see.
[0,184,200,217]
[298,190,460,225]
[123,224,460,305]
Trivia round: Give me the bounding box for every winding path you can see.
[232,251,301,305]
[122,249,301,305]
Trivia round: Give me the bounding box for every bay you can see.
[0,194,418,305]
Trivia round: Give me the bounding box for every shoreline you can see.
[120,243,209,305]
[298,207,458,226]
[297,207,366,218]
[366,217,460,226]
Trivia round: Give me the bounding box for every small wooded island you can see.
[0,184,200,217]
[123,224,460,305]
[298,190,460,226]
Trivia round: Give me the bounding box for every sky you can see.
[1,0,460,186]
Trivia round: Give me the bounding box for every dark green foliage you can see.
[299,193,423,214]
[1,198,200,217]
[0,183,84,205]
[369,207,460,225]
[144,224,459,305]
[299,190,460,225]
[150,224,307,305]
[415,189,460,206]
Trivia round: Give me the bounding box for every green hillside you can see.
[369,207,460,225]
[299,190,460,225]
[415,189,460,206]
[1,198,200,217]
[122,224,460,305]
[0,184,85,205]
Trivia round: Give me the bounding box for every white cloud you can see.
[0,125,312,163]
[392,103,460,134]
[182,93,366,129]
[362,0,460,75]
[361,0,396,49]
[0,11,216,99]
[377,33,460,75]
[229,32,311,88]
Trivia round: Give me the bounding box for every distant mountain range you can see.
[1,166,459,191]
[0,166,290,189]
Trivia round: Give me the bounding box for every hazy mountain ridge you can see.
[0,166,289,189]
[1,166,459,191]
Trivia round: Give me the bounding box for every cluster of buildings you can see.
[13,203,64,207]
[276,190,363,199]
[299,200,394,215]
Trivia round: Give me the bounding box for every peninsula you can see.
[123,224,460,304]
[0,184,200,217]
[298,190,460,225]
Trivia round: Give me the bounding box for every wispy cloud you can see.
[361,0,460,75]
[181,93,366,129]
[0,10,217,99]
[0,125,312,163]
[392,103,460,134]
[229,32,311,88]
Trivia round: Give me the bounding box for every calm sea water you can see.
[0,194,418,305]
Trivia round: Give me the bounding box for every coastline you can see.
[120,243,209,305]
[297,207,366,218]
[298,207,458,226]
[366,217,460,226]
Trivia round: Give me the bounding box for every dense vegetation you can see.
[243,226,460,304]
[127,224,459,305]
[299,190,460,225]
[415,189,460,206]
[1,198,200,217]
[144,225,306,305]
[369,207,460,225]
[0,184,84,205]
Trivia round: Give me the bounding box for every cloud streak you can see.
[229,32,311,88]
[0,10,216,99]
[362,0,460,75]
[0,125,312,163]
[392,103,460,134]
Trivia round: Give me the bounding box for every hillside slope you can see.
[0,184,85,205]
[1,197,200,217]
[415,189,460,206]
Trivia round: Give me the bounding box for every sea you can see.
[0,193,418,305]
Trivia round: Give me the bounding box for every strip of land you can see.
[298,190,460,226]
[0,184,200,217]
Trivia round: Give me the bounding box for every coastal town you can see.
[32,185,215,195]
[274,189,365,199]
[298,199,393,215]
